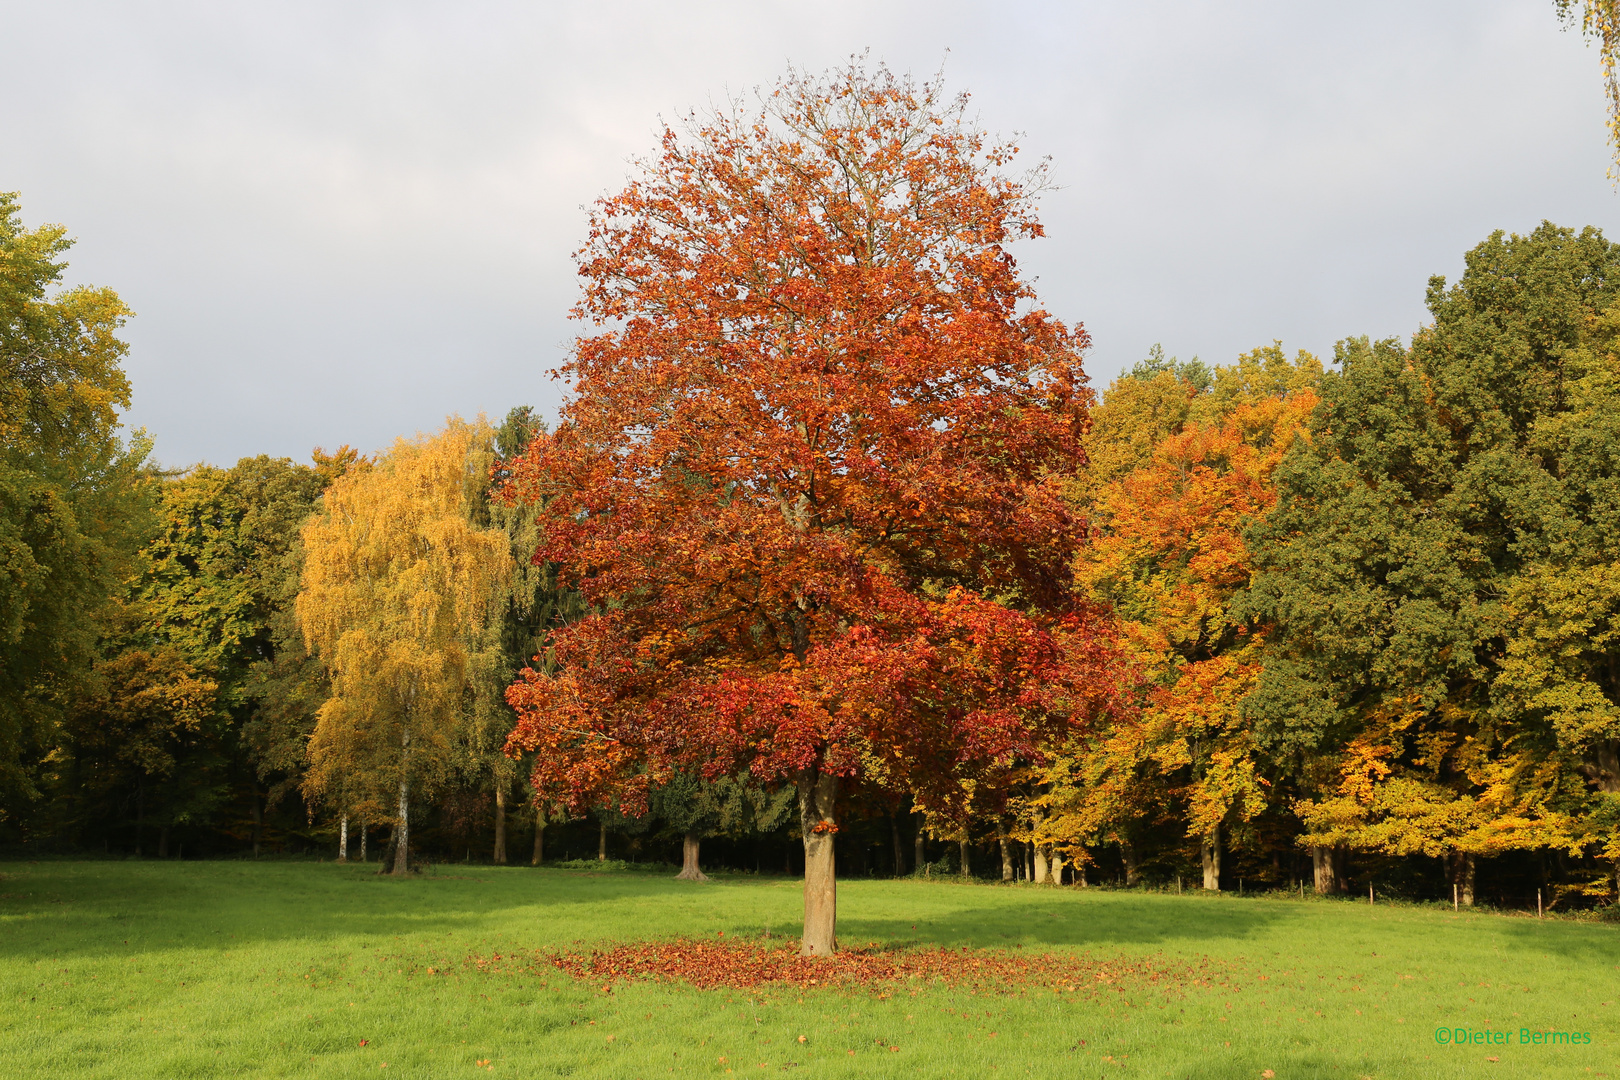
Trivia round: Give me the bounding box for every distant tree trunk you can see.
[913,815,925,874]
[1033,844,1049,884]
[1447,850,1476,906]
[250,787,262,857]
[675,832,709,881]
[1124,840,1141,887]
[1025,841,1034,881]
[1051,850,1066,884]
[1074,854,1088,887]
[391,774,411,876]
[158,826,170,859]
[532,810,544,866]
[493,786,507,865]
[1201,825,1221,891]
[891,816,905,877]
[997,824,1014,881]
[798,769,839,956]
[597,820,607,861]
[339,816,349,862]
[360,820,367,863]
[958,838,971,878]
[1312,844,1346,894]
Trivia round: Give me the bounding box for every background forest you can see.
[6,178,1619,915]
[6,55,1620,918]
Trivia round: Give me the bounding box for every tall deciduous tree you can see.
[1244,224,1620,901]
[503,63,1119,953]
[0,192,153,823]
[299,419,509,874]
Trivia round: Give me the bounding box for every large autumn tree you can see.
[503,63,1118,954]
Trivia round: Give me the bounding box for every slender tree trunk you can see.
[532,810,544,866]
[958,838,971,879]
[1025,841,1034,882]
[1074,854,1088,887]
[798,769,839,956]
[360,820,367,863]
[1123,841,1140,887]
[250,788,262,857]
[891,816,904,877]
[1033,844,1049,884]
[675,832,709,881]
[997,824,1014,881]
[158,826,170,859]
[493,786,508,865]
[597,820,607,861]
[391,774,410,876]
[339,816,349,862]
[1051,850,1066,885]
[1201,825,1221,891]
[913,814,925,875]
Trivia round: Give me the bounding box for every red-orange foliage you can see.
[470,939,1237,999]
[502,64,1121,950]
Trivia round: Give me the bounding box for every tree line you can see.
[4,61,1620,953]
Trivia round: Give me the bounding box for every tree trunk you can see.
[597,820,607,860]
[1025,841,1034,881]
[339,816,349,862]
[997,824,1014,881]
[1051,850,1066,885]
[1312,844,1347,894]
[1074,854,1088,887]
[250,788,262,857]
[158,826,170,859]
[798,769,839,956]
[1201,825,1221,891]
[913,815,925,875]
[493,786,507,865]
[1447,850,1476,906]
[391,773,410,876]
[958,838,971,879]
[532,811,544,866]
[891,816,904,877]
[1032,844,1049,884]
[675,832,709,881]
[1123,840,1140,887]
[360,820,367,863]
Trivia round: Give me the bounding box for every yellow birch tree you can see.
[297,418,509,874]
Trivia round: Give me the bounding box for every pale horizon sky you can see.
[4,1,1615,467]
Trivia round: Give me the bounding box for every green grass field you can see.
[2,860,1614,1079]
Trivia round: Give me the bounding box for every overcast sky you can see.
[5,1,1615,467]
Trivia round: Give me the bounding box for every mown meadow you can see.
[2,860,1614,1079]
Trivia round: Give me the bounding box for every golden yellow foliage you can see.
[297,417,509,872]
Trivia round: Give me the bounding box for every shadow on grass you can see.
[0,861,1297,964]
[839,896,1294,950]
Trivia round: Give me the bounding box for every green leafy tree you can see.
[0,192,153,825]
[1243,223,1620,902]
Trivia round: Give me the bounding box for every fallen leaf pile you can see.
[469,939,1239,999]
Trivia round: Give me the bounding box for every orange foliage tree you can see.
[503,63,1121,953]
[1048,349,1319,888]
